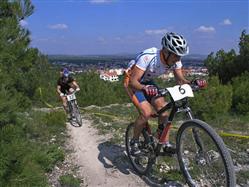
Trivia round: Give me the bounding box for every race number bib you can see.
[67,93,76,101]
[166,84,194,101]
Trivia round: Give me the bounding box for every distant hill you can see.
[183,54,207,60]
[48,54,207,60]
[48,54,206,68]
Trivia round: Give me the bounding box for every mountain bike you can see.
[66,90,82,126]
[125,84,236,186]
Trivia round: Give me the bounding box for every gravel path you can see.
[67,118,148,187]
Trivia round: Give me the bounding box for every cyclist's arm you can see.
[129,66,146,90]
[57,85,63,95]
[173,68,191,85]
[72,81,80,89]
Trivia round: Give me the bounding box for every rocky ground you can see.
[48,117,148,187]
[46,105,249,187]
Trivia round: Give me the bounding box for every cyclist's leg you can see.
[131,96,153,155]
[126,90,153,138]
[124,85,154,155]
[151,96,170,143]
[124,73,156,154]
[152,96,175,154]
[133,100,154,139]
[60,96,67,112]
[61,96,70,118]
[124,73,154,138]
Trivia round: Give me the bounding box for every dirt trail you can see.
[67,118,148,187]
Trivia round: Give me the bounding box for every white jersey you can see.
[127,47,182,82]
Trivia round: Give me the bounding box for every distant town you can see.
[48,54,208,82]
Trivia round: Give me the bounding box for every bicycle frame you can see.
[144,87,196,156]
[65,91,80,116]
[66,92,75,111]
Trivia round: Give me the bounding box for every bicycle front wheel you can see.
[72,101,82,126]
[176,119,236,187]
[68,101,73,119]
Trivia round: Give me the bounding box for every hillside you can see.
[77,104,249,186]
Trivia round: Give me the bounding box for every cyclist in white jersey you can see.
[124,32,206,155]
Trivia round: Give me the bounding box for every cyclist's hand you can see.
[76,87,80,92]
[191,79,207,89]
[142,85,158,96]
[60,93,64,97]
[69,88,75,93]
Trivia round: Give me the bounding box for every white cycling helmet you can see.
[161,32,189,56]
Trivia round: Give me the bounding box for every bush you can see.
[59,174,81,187]
[34,145,64,172]
[0,126,49,187]
[0,111,66,186]
[44,111,66,133]
[76,72,129,107]
[9,161,48,187]
[190,76,233,121]
[232,71,249,114]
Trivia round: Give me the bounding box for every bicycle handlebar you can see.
[64,89,80,96]
[158,84,200,97]
[156,84,201,115]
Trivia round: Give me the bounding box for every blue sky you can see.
[22,0,249,55]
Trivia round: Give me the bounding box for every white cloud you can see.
[89,0,114,3]
[97,36,106,43]
[221,19,232,25]
[145,29,168,35]
[195,26,215,33]
[19,20,28,27]
[114,37,122,41]
[48,24,68,30]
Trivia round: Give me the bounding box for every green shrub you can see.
[76,72,129,107]
[59,174,81,187]
[232,71,249,114]
[44,111,66,131]
[0,126,49,187]
[8,161,49,187]
[190,76,233,120]
[0,111,66,186]
[34,145,65,172]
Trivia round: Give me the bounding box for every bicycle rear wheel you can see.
[176,119,236,187]
[125,123,154,175]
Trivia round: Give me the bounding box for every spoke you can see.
[126,125,151,173]
[179,125,228,186]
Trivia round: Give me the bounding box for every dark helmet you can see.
[62,68,70,77]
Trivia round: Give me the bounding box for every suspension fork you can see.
[186,107,204,153]
[68,101,73,115]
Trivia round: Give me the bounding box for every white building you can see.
[109,68,124,76]
[100,71,119,82]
